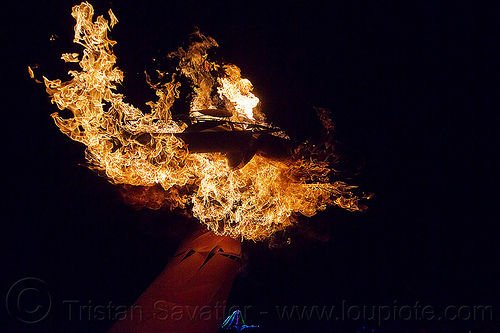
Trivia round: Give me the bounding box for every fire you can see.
[42,2,365,241]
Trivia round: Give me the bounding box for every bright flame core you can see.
[43,2,364,241]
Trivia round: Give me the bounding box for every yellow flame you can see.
[43,2,364,241]
[217,64,260,122]
[28,66,35,78]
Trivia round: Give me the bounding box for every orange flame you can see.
[43,2,364,241]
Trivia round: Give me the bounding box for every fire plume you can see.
[43,2,365,241]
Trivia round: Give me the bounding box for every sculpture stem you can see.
[109,228,242,333]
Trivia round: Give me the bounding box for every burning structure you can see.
[37,2,367,331]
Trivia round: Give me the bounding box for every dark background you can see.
[1,1,498,332]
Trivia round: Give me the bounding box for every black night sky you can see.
[2,1,498,332]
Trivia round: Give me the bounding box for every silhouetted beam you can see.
[175,131,254,153]
[194,108,232,117]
